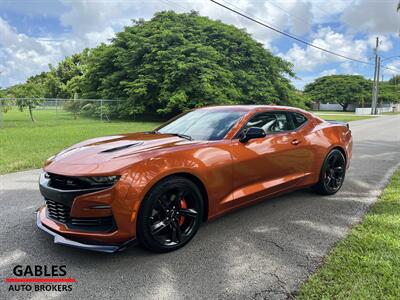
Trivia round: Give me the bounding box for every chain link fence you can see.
[0,98,143,128]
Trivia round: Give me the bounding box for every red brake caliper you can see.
[179,198,187,225]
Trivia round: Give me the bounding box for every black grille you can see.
[46,199,70,223]
[68,217,115,232]
[46,200,115,232]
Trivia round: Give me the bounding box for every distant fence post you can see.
[55,98,58,120]
[100,99,103,122]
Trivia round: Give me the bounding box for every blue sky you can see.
[0,0,399,90]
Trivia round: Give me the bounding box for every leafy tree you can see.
[0,89,14,113]
[388,75,400,85]
[3,11,308,119]
[48,50,89,98]
[4,71,55,122]
[78,11,304,118]
[383,75,400,103]
[379,82,400,103]
[304,75,371,111]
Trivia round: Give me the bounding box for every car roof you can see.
[196,105,310,114]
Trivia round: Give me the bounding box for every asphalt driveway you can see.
[1,115,399,299]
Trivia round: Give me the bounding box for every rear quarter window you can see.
[292,113,308,128]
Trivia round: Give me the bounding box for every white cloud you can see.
[0,16,86,87]
[83,26,116,48]
[0,0,399,88]
[382,59,400,77]
[60,0,148,33]
[319,68,337,76]
[367,35,393,53]
[310,0,351,21]
[198,0,314,44]
[341,0,400,34]
[280,27,370,72]
[339,62,360,75]
[0,17,50,86]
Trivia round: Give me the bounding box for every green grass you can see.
[0,108,376,174]
[310,111,376,122]
[311,111,355,115]
[319,115,375,122]
[0,109,160,174]
[381,111,400,115]
[298,170,400,300]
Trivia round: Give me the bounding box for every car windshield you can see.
[157,109,246,141]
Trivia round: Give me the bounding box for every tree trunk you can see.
[28,105,35,123]
[342,103,349,112]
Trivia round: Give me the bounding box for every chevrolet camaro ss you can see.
[37,105,352,252]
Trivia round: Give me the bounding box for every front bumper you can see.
[36,211,136,253]
[37,171,139,252]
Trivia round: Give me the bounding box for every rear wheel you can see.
[313,149,346,195]
[137,176,204,252]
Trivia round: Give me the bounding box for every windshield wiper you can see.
[144,130,192,140]
[162,132,192,140]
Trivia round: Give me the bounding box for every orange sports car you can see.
[37,105,352,253]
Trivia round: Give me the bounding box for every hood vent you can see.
[100,142,143,153]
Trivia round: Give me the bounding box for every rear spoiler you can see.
[326,120,350,129]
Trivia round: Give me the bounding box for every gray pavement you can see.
[0,115,399,299]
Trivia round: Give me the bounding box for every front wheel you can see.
[137,176,204,252]
[313,149,346,195]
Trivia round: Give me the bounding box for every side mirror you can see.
[239,127,266,143]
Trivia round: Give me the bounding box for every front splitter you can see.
[36,212,137,253]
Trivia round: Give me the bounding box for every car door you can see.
[227,110,311,208]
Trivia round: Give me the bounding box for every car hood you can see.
[44,132,199,175]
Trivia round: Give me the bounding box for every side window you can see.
[241,111,294,135]
[292,113,308,128]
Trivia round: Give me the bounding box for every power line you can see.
[220,0,368,62]
[210,0,370,65]
[209,0,400,73]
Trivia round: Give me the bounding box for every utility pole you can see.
[376,56,381,109]
[371,37,380,115]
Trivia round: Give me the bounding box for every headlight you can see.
[79,176,120,187]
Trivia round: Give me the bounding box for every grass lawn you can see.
[0,108,376,174]
[381,111,400,115]
[298,169,400,299]
[310,111,376,122]
[311,110,355,115]
[317,115,376,122]
[0,109,160,174]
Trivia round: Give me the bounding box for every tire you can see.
[137,176,204,252]
[313,149,346,195]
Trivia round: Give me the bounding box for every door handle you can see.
[291,139,300,145]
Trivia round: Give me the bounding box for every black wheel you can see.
[313,149,346,195]
[137,176,204,252]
